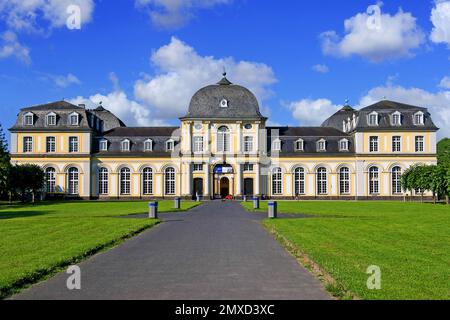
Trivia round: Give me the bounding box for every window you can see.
[392,136,401,152]
[166,140,175,152]
[193,136,204,153]
[317,167,328,195]
[339,167,350,195]
[47,113,56,126]
[144,139,153,152]
[220,99,228,108]
[45,168,56,193]
[415,136,424,152]
[23,137,33,153]
[272,139,281,152]
[392,112,402,126]
[98,168,109,195]
[243,163,254,172]
[368,112,378,126]
[165,167,176,195]
[121,139,130,152]
[46,137,56,153]
[217,126,230,152]
[67,167,79,195]
[193,164,204,172]
[24,113,34,126]
[414,112,424,125]
[295,139,304,151]
[272,168,283,195]
[369,167,380,195]
[339,139,349,151]
[142,167,153,195]
[69,137,79,153]
[120,168,131,195]
[99,140,108,151]
[317,139,326,152]
[294,167,305,195]
[69,113,79,126]
[392,166,402,195]
[243,136,253,153]
[369,136,379,152]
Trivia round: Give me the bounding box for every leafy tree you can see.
[0,122,10,199]
[437,138,450,167]
[10,164,45,203]
[429,165,448,204]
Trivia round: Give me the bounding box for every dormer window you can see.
[99,139,108,151]
[121,139,130,152]
[69,112,79,126]
[144,139,153,152]
[220,99,229,108]
[295,139,304,151]
[24,112,34,126]
[272,139,281,152]
[317,139,327,152]
[392,112,402,126]
[339,139,349,151]
[46,113,56,126]
[414,111,424,125]
[166,139,175,151]
[368,112,379,126]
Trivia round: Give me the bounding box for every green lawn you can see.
[0,200,199,298]
[242,201,450,300]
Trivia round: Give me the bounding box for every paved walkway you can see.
[13,202,330,300]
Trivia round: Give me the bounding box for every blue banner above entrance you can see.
[214,165,233,174]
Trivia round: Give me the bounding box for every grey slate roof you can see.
[181,76,266,120]
[321,105,358,131]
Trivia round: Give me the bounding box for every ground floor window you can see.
[67,167,79,195]
[317,167,327,195]
[272,168,283,195]
[369,167,380,195]
[45,167,56,193]
[143,167,153,195]
[165,167,176,195]
[294,167,305,195]
[120,168,131,195]
[339,167,350,195]
[392,166,402,195]
[98,168,109,195]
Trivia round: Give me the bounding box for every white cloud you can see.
[430,0,450,46]
[359,85,450,138]
[39,72,81,88]
[320,4,424,62]
[312,64,329,74]
[439,76,450,89]
[135,0,231,29]
[134,37,276,119]
[0,31,30,64]
[286,98,341,127]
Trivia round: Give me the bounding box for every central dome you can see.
[181,75,266,120]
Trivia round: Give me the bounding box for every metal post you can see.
[149,201,158,219]
[174,197,181,209]
[268,201,277,219]
[253,197,260,209]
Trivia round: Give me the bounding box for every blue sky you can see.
[1,0,450,140]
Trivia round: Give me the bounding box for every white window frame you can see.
[142,167,153,195]
[192,136,204,153]
[295,139,304,151]
[217,126,230,153]
[69,136,79,153]
[69,112,80,126]
[271,168,283,195]
[23,136,33,153]
[317,139,327,152]
[120,168,131,195]
[98,167,109,195]
[415,136,425,152]
[391,111,402,126]
[166,139,175,152]
[144,139,153,152]
[45,167,56,193]
[99,139,108,152]
[368,112,379,126]
[164,167,176,195]
[294,167,305,195]
[67,167,79,195]
[392,136,402,152]
[413,111,424,126]
[193,164,204,172]
[369,167,380,195]
[339,139,349,151]
[46,112,56,126]
[46,136,56,153]
[392,166,402,195]
[243,163,254,172]
[339,167,350,195]
[316,167,328,195]
[272,139,281,152]
[23,112,34,126]
[121,139,130,152]
[243,136,254,153]
[369,136,379,153]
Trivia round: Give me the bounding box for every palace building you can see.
[9,74,439,200]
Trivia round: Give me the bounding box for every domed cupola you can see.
[321,102,358,131]
[181,73,266,120]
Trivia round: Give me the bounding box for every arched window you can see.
[294,167,305,195]
[67,167,79,195]
[272,168,283,195]
[392,166,402,195]
[369,167,380,195]
[317,167,328,195]
[165,167,176,195]
[143,167,153,195]
[98,168,109,195]
[339,167,350,195]
[45,167,56,193]
[120,168,131,195]
[217,126,230,152]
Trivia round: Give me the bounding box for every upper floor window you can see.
[392,136,401,152]
[46,137,56,153]
[415,136,424,152]
[391,112,402,126]
[193,164,204,172]
[99,139,108,152]
[69,112,79,126]
[69,137,79,153]
[339,139,349,151]
[414,112,424,125]
[369,136,379,152]
[144,139,153,152]
[193,136,204,153]
[46,113,56,126]
[121,139,130,152]
[295,139,304,151]
[166,139,175,152]
[368,112,379,126]
[243,136,253,153]
[217,126,230,152]
[243,163,254,172]
[24,113,34,126]
[23,137,33,153]
[272,139,281,152]
[317,139,326,152]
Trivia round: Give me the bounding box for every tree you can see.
[437,138,450,167]
[429,165,448,204]
[10,164,45,203]
[0,122,10,200]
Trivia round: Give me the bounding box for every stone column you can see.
[205,122,211,153]
[185,163,192,197]
[186,122,192,154]
[236,163,242,196]
[255,163,260,196]
[237,123,242,154]
[205,163,210,197]
[255,123,260,154]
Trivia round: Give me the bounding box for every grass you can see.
[0,200,199,299]
[242,201,450,300]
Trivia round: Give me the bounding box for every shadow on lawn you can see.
[0,210,57,220]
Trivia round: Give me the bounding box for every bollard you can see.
[253,197,260,209]
[243,195,247,202]
[149,201,158,219]
[268,201,278,219]
[174,197,181,209]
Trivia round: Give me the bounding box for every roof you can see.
[270,126,350,137]
[103,127,180,137]
[21,100,83,111]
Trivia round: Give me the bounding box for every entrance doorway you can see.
[244,178,254,196]
[220,177,230,198]
[193,178,203,199]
